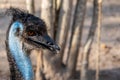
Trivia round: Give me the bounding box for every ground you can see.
[0,0,120,80]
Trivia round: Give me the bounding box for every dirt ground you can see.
[0,0,120,80]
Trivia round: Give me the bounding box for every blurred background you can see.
[0,0,120,80]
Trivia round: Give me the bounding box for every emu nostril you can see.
[53,45,60,51]
[55,45,60,51]
[46,42,60,51]
[47,42,53,45]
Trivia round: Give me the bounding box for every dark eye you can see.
[27,31,36,36]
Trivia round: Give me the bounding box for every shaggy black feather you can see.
[6,7,47,36]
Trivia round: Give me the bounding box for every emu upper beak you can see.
[27,34,60,52]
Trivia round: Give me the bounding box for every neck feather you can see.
[8,21,34,80]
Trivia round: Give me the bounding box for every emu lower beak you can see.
[27,34,60,52]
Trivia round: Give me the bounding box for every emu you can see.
[5,8,60,80]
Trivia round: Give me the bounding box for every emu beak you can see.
[27,34,60,52]
[41,34,60,52]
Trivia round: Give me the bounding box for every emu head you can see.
[6,8,60,53]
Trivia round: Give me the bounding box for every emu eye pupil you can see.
[28,31,35,36]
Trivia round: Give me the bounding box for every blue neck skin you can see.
[8,21,34,80]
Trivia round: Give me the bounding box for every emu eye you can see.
[27,31,36,36]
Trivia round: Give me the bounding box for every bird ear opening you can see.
[15,27,20,36]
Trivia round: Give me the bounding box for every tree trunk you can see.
[55,0,73,62]
[67,0,87,79]
[56,0,62,11]
[63,0,77,64]
[35,50,44,80]
[41,0,54,37]
[80,0,102,80]
[26,0,35,14]
[96,0,102,80]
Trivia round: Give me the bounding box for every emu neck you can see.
[8,22,34,80]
